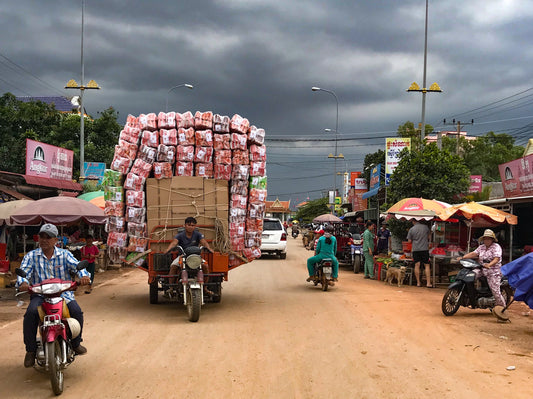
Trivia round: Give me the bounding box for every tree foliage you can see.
[294,197,331,223]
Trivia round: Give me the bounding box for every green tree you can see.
[295,197,330,223]
[362,149,385,189]
[387,143,470,204]
[397,121,433,151]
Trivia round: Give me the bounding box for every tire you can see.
[211,277,223,303]
[279,252,287,260]
[501,285,514,306]
[353,256,361,274]
[149,281,159,304]
[47,340,64,395]
[321,274,328,291]
[442,287,462,316]
[187,288,201,322]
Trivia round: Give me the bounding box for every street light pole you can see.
[165,83,194,112]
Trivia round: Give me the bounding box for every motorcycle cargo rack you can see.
[153,253,172,272]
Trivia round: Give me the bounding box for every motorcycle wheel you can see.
[442,287,462,316]
[501,285,514,306]
[211,277,223,303]
[321,275,328,291]
[353,256,361,274]
[47,340,64,395]
[187,288,201,322]
[149,281,159,304]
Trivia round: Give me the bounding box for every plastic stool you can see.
[374,262,384,281]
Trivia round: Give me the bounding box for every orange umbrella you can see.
[437,202,517,227]
[88,196,105,210]
[387,198,450,213]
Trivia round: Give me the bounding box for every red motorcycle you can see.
[16,260,88,396]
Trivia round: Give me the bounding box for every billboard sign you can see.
[385,138,411,185]
[469,175,482,193]
[26,139,73,181]
[84,162,106,183]
[499,154,533,198]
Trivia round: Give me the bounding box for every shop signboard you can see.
[385,138,411,185]
[83,162,106,183]
[26,139,73,181]
[350,171,361,187]
[499,154,533,198]
[469,175,482,193]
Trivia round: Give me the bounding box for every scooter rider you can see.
[15,224,91,368]
[306,225,339,284]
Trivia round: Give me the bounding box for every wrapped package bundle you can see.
[176,145,195,162]
[102,169,122,187]
[250,161,266,177]
[249,144,266,162]
[157,144,176,163]
[158,112,176,129]
[105,216,126,233]
[177,127,195,145]
[232,164,249,181]
[141,130,159,148]
[117,140,138,160]
[139,113,158,131]
[175,161,194,176]
[248,126,266,145]
[104,201,124,217]
[125,190,145,208]
[230,114,250,134]
[107,231,128,247]
[194,146,213,163]
[245,231,261,248]
[137,145,157,164]
[108,246,128,264]
[231,194,248,209]
[104,186,124,202]
[195,130,213,147]
[153,162,173,179]
[213,114,230,133]
[231,133,248,150]
[213,133,231,150]
[246,217,263,232]
[250,176,267,190]
[249,188,267,204]
[229,222,246,237]
[243,247,261,260]
[124,172,146,191]
[194,111,213,130]
[127,236,148,252]
[126,114,140,129]
[230,179,248,195]
[160,128,178,146]
[125,206,146,224]
[195,163,213,178]
[230,236,245,252]
[130,158,152,179]
[111,154,132,175]
[229,207,246,223]
[214,164,232,181]
[214,150,232,165]
[248,202,265,219]
[176,111,195,128]
[232,150,249,165]
[127,222,147,238]
[119,125,142,144]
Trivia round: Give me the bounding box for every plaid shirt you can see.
[16,247,89,302]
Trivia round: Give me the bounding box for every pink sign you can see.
[499,154,533,198]
[26,139,74,181]
[469,175,482,193]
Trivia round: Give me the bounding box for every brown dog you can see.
[385,266,406,287]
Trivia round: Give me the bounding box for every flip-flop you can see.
[426,286,434,288]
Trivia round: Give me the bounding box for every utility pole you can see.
[442,119,474,155]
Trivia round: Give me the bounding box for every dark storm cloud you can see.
[2,0,533,200]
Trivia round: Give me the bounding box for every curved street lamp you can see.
[166,83,194,112]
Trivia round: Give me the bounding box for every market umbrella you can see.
[78,190,105,209]
[313,214,342,223]
[10,196,106,226]
[0,199,34,225]
[386,198,451,221]
[436,201,517,251]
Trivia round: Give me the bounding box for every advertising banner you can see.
[84,162,106,183]
[499,154,533,198]
[369,164,381,190]
[385,138,411,185]
[469,175,482,193]
[350,171,362,187]
[26,139,73,181]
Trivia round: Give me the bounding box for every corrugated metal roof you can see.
[16,96,76,113]
[23,175,82,191]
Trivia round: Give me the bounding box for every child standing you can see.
[81,234,100,294]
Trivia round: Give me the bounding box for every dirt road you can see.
[1,238,533,398]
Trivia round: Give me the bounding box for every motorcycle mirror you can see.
[77,260,89,271]
[15,268,27,278]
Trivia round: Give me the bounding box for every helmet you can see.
[64,318,81,339]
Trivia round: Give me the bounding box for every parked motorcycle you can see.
[351,233,363,274]
[309,258,335,291]
[441,258,514,316]
[15,260,89,396]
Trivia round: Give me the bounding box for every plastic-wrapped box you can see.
[232,150,249,165]
[125,206,146,224]
[214,150,232,165]
[177,127,195,145]
[229,222,246,237]
[117,140,138,160]
[107,231,128,247]
[229,207,246,222]
[130,158,153,179]
[248,126,265,145]
[139,113,158,131]
[176,111,194,129]
[195,163,213,178]
[195,130,213,147]
[102,169,123,187]
[232,164,249,180]
[231,133,248,150]
[230,114,249,134]
[249,188,267,204]
[153,162,173,179]
[231,194,247,209]
[245,232,261,248]
[160,128,178,146]
[194,146,213,163]
[119,125,142,144]
[105,216,126,233]
[137,145,157,164]
[175,161,194,176]
[127,236,148,252]
[108,246,128,263]
[194,111,213,130]
[230,179,248,195]
[230,236,245,252]
[111,154,132,175]
[249,144,266,162]
[158,112,176,129]
[250,161,266,177]
[214,164,232,180]
[249,176,267,189]
[213,133,231,150]
[157,144,176,163]
[243,247,261,260]
[246,217,263,232]
[141,130,159,148]
[104,201,124,217]
[127,222,147,238]
[124,172,146,191]
[176,145,195,162]
[126,114,140,129]
[126,190,145,208]
[248,203,265,219]
[213,114,230,133]
[104,186,124,202]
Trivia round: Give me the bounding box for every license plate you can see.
[323,266,332,274]
[262,234,269,239]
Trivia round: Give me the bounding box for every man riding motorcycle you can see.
[306,225,339,284]
[15,224,91,368]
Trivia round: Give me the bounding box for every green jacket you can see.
[362,229,375,252]
[315,235,337,257]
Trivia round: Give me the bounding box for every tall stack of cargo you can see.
[104,111,266,266]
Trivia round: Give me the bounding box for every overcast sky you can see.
[2,0,533,204]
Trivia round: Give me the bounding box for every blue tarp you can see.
[501,253,533,309]
[362,187,379,199]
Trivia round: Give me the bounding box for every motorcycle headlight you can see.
[186,254,202,269]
